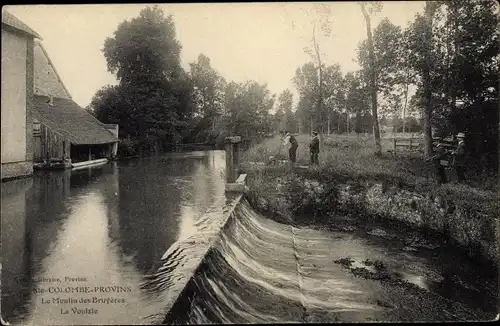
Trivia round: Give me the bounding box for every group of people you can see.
[280,131,320,165]
[279,130,467,184]
[427,132,467,184]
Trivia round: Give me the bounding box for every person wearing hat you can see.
[309,131,320,165]
[283,130,298,163]
[427,141,448,184]
[451,132,466,183]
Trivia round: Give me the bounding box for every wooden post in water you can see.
[225,136,241,184]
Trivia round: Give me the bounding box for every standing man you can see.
[427,141,448,184]
[281,130,289,159]
[309,131,320,165]
[284,130,298,163]
[452,132,466,183]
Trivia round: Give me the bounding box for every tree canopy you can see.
[89,2,498,169]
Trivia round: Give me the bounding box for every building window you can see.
[33,120,41,136]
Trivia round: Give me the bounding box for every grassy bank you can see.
[240,134,499,264]
[242,134,497,192]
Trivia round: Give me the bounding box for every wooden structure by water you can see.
[32,95,119,170]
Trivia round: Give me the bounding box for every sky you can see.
[6,2,425,109]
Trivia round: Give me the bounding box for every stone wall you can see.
[1,162,33,181]
[26,37,34,162]
[246,176,499,264]
[1,27,34,180]
[1,28,28,163]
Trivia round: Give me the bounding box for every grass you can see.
[242,134,498,193]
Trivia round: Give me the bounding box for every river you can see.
[1,150,497,324]
[1,151,226,325]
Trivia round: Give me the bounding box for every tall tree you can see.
[421,2,440,158]
[224,81,275,140]
[406,0,499,167]
[189,54,226,119]
[278,89,296,133]
[405,2,440,158]
[344,71,371,134]
[322,64,343,135]
[188,53,227,142]
[359,2,383,155]
[293,62,319,134]
[101,5,186,152]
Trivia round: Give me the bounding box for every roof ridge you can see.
[34,40,72,99]
[2,9,42,39]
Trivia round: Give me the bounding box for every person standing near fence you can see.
[309,131,320,165]
[427,142,448,184]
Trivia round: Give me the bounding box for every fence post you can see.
[225,136,241,184]
[393,138,396,156]
[409,139,413,151]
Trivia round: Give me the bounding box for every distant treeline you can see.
[87,3,498,173]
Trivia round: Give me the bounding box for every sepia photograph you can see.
[1,1,498,324]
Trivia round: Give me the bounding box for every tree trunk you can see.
[327,108,331,135]
[422,2,438,158]
[313,23,324,147]
[360,4,382,155]
[449,4,458,133]
[402,81,409,133]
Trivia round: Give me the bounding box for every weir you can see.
[149,136,248,321]
[142,136,497,324]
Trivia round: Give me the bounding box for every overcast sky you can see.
[6,2,425,108]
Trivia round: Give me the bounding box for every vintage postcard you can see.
[1,2,498,325]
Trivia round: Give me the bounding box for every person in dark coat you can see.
[285,131,298,163]
[452,132,466,183]
[427,142,448,184]
[309,131,320,165]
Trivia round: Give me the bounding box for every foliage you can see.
[187,54,227,143]
[93,5,189,154]
[404,0,499,165]
[224,81,275,141]
[88,2,498,174]
[277,89,296,133]
[293,62,345,134]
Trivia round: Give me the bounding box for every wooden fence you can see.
[390,137,457,156]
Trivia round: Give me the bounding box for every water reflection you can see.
[1,151,226,325]
[1,177,34,323]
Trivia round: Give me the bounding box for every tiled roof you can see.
[33,95,119,145]
[34,40,72,99]
[2,10,42,39]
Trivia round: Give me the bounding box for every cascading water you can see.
[144,199,498,324]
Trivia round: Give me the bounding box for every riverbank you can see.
[240,134,499,265]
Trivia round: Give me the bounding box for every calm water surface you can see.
[1,151,226,325]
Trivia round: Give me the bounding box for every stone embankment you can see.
[245,173,499,265]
